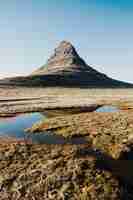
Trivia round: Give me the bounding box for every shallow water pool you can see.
[0,113,87,144]
[95,105,120,112]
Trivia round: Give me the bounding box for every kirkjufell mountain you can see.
[32,40,103,76]
[1,41,133,87]
[32,41,113,82]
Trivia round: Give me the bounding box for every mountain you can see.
[30,40,133,87]
[0,41,133,87]
[32,41,111,80]
[32,41,102,75]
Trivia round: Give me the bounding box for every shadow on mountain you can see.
[1,41,133,88]
[1,73,133,88]
[77,146,133,199]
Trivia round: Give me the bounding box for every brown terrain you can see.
[1,87,133,199]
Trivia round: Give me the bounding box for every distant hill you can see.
[0,41,133,88]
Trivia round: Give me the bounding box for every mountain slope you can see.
[30,40,133,87]
[32,41,109,78]
[0,41,133,88]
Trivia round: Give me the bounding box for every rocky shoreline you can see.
[1,87,133,117]
[27,111,133,159]
[1,87,133,199]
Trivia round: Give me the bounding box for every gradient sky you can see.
[0,0,133,83]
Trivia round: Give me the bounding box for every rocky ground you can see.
[1,142,133,200]
[0,86,133,116]
[1,87,133,199]
[28,111,133,159]
[26,102,133,199]
[0,143,125,200]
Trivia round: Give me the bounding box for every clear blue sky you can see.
[0,0,133,83]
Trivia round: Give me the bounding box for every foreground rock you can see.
[0,93,101,116]
[1,87,133,116]
[1,143,133,199]
[0,143,122,200]
[28,111,133,159]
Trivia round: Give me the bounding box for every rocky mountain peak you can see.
[33,41,87,75]
[53,40,77,56]
[2,41,132,88]
[46,40,80,66]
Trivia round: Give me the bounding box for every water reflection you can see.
[95,105,120,112]
[0,113,87,145]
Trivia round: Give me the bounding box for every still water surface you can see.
[0,106,119,144]
[96,105,119,112]
[0,113,87,144]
